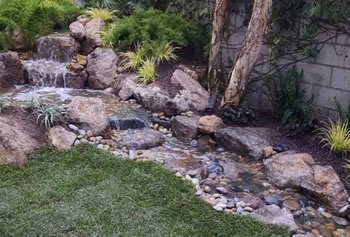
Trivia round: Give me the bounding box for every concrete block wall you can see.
[222,12,350,120]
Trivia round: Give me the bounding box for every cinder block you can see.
[297,62,332,87]
[312,86,350,110]
[315,44,350,68]
[331,67,350,90]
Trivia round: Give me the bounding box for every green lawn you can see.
[0,144,288,237]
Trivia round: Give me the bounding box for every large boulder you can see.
[251,204,298,231]
[0,117,40,165]
[114,73,190,116]
[81,18,105,55]
[112,128,166,150]
[47,126,77,150]
[66,96,109,135]
[36,33,80,62]
[170,69,209,112]
[0,51,26,88]
[69,21,85,40]
[264,151,349,212]
[171,115,200,143]
[65,70,88,89]
[87,48,118,89]
[198,115,224,134]
[215,127,272,160]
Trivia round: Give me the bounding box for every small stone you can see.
[216,147,225,153]
[236,201,246,208]
[191,178,200,186]
[97,144,104,149]
[263,146,274,158]
[80,138,88,143]
[216,187,228,194]
[243,207,254,212]
[339,204,350,217]
[86,130,93,137]
[213,205,224,211]
[69,124,79,131]
[322,212,333,218]
[175,172,182,177]
[333,216,350,226]
[129,150,136,160]
[226,202,236,209]
[187,169,198,178]
[283,199,301,211]
[78,129,86,136]
[216,202,227,209]
[74,140,81,146]
[190,140,198,147]
[213,193,221,199]
[264,195,281,206]
[195,190,203,196]
[204,186,211,193]
[89,137,97,142]
[236,207,243,214]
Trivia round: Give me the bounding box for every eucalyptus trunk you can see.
[221,0,272,107]
[208,0,228,94]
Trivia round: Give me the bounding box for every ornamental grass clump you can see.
[317,119,350,155]
[85,7,118,22]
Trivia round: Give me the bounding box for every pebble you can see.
[321,211,333,218]
[97,144,104,149]
[74,140,81,146]
[86,131,93,138]
[243,207,253,212]
[89,137,97,142]
[190,140,198,147]
[216,147,225,153]
[216,187,228,194]
[195,190,203,196]
[204,186,211,193]
[191,178,200,186]
[213,205,224,211]
[333,216,350,226]
[78,129,86,136]
[236,201,246,208]
[129,150,136,160]
[213,193,221,199]
[69,124,79,131]
[175,172,182,177]
[283,199,301,211]
[236,207,243,214]
[80,138,88,143]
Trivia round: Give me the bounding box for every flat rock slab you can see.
[112,128,166,150]
[47,126,77,150]
[215,127,272,160]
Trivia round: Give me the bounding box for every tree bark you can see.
[221,0,272,107]
[208,0,228,94]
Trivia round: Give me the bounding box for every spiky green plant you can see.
[34,104,63,128]
[85,7,118,21]
[121,42,147,70]
[23,95,47,110]
[0,95,12,113]
[138,58,156,84]
[151,41,179,64]
[317,119,350,155]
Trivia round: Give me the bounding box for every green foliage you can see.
[151,41,178,64]
[101,8,204,54]
[33,104,63,128]
[266,66,314,137]
[317,119,350,155]
[0,96,13,113]
[0,144,289,236]
[0,0,79,49]
[121,42,147,69]
[138,57,156,84]
[85,7,118,21]
[23,95,47,111]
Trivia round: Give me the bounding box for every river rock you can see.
[66,96,109,135]
[81,18,105,55]
[0,51,25,88]
[87,47,118,89]
[0,117,40,165]
[65,70,88,89]
[109,107,150,130]
[215,127,272,160]
[264,151,349,212]
[46,126,77,150]
[36,33,80,62]
[113,128,166,150]
[170,69,209,112]
[198,115,223,134]
[171,115,200,143]
[251,204,298,231]
[69,21,85,40]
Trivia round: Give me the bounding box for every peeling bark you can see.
[221,0,272,107]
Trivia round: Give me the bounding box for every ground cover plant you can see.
[0,144,288,237]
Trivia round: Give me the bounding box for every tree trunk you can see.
[221,0,272,107]
[207,0,228,94]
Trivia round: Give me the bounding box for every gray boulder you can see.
[81,18,105,55]
[171,115,200,143]
[0,51,25,88]
[87,48,118,89]
[170,69,209,112]
[47,126,77,150]
[69,21,86,40]
[66,96,109,135]
[36,33,80,62]
[215,127,272,160]
[251,204,298,231]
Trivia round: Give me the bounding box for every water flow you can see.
[23,60,69,87]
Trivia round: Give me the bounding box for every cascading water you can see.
[23,59,69,87]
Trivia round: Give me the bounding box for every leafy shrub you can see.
[138,58,156,84]
[85,7,118,21]
[101,8,204,53]
[317,119,350,155]
[0,0,79,48]
[266,66,314,137]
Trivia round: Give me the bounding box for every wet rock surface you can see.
[110,107,150,130]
